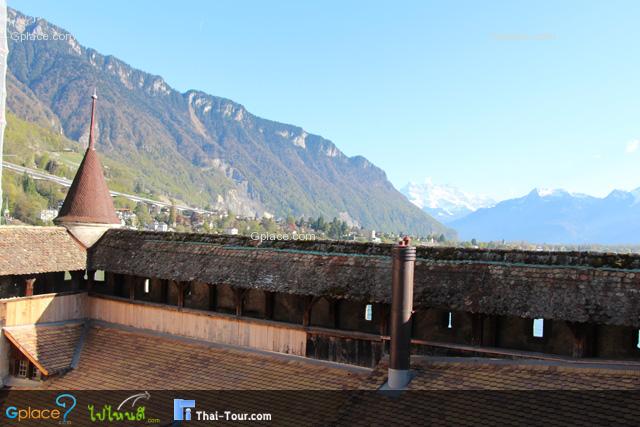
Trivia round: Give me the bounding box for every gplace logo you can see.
[5,393,77,423]
[173,399,196,421]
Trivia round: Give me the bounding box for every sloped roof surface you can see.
[335,357,640,426]
[44,324,368,390]
[0,226,86,275]
[54,146,119,225]
[89,230,640,327]
[3,321,84,375]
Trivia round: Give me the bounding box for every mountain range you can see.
[4,8,452,237]
[401,179,495,223]
[451,188,640,244]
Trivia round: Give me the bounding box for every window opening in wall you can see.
[17,359,28,378]
[637,330,640,349]
[144,279,150,294]
[95,270,105,282]
[64,271,71,281]
[364,304,373,321]
[447,312,453,329]
[533,318,544,338]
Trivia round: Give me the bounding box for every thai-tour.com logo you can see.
[173,398,272,422]
[4,393,77,423]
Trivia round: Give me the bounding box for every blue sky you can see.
[9,0,640,200]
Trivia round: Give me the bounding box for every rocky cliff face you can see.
[5,8,452,236]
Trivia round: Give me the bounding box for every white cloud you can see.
[626,140,640,154]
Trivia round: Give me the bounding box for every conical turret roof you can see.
[55,91,119,225]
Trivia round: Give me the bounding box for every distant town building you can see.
[153,221,169,232]
[39,209,59,222]
[115,209,136,222]
[225,227,239,235]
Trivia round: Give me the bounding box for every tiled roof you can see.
[54,145,119,225]
[0,226,86,275]
[89,230,391,301]
[89,230,640,327]
[44,323,368,390]
[3,321,85,376]
[334,357,640,426]
[361,357,640,390]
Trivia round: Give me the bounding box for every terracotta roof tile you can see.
[43,324,368,390]
[3,321,84,376]
[0,226,86,275]
[54,147,119,225]
[335,357,640,425]
[89,230,640,327]
[362,357,640,391]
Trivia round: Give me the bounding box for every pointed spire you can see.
[54,90,120,227]
[88,88,98,150]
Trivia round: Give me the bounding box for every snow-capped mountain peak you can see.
[401,179,496,223]
[451,187,640,245]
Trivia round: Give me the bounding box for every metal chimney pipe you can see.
[388,236,416,389]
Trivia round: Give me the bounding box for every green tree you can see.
[35,153,50,169]
[327,217,342,239]
[21,173,37,195]
[134,203,152,228]
[261,217,277,233]
[169,202,177,227]
[113,196,136,210]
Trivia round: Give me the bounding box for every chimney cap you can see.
[399,236,411,246]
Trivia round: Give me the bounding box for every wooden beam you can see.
[264,291,275,320]
[302,296,320,327]
[233,288,247,316]
[129,277,136,300]
[567,322,596,358]
[85,270,95,292]
[160,280,169,304]
[471,313,484,346]
[378,303,389,336]
[176,281,185,308]
[208,284,217,311]
[23,277,35,297]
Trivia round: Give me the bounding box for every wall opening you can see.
[364,304,373,321]
[533,318,544,338]
[447,312,453,329]
[144,279,150,294]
